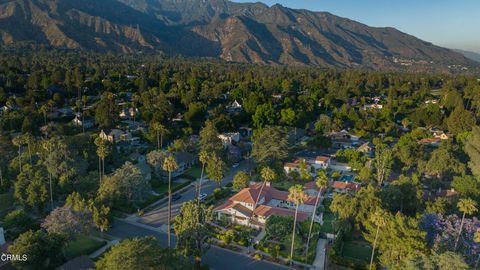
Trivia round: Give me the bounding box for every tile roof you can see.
[254,205,309,221]
[332,181,360,192]
[315,156,330,162]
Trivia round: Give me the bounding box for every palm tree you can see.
[24,133,34,165]
[94,137,111,182]
[197,151,209,205]
[455,198,478,250]
[369,209,387,270]
[288,185,307,266]
[305,171,328,262]
[151,122,168,150]
[163,155,179,248]
[41,139,55,210]
[40,104,49,126]
[12,135,24,172]
[249,167,276,225]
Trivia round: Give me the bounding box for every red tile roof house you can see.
[214,182,318,229]
[331,181,361,194]
[283,156,331,176]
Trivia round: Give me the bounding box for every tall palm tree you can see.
[455,198,478,250]
[305,171,328,262]
[288,185,307,266]
[40,104,49,126]
[12,135,24,172]
[24,133,34,165]
[197,151,209,205]
[369,209,387,270]
[94,137,111,182]
[151,122,168,150]
[41,139,55,210]
[249,167,276,225]
[163,155,179,248]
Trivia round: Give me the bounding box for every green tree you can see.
[305,171,328,262]
[199,120,224,157]
[465,126,480,178]
[96,237,188,270]
[92,204,111,236]
[98,162,151,207]
[163,156,179,248]
[455,198,478,250]
[3,210,36,239]
[252,103,277,129]
[373,140,393,186]
[174,201,213,270]
[94,137,111,182]
[206,153,226,187]
[197,151,209,204]
[446,106,475,135]
[369,209,387,270]
[251,126,288,166]
[14,165,49,212]
[233,171,250,190]
[288,185,307,266]
[150,122,169,150]
[8,230,65,270]
[95,92,117,128]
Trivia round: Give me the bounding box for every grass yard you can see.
[64,235,106,259]
[320,212,337,234]
[341,240,372,262]
[183,165,203,179]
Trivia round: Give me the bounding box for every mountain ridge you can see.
[0,0,475,72]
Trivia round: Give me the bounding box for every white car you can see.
[198,193,208,201]
[232,163,240,168]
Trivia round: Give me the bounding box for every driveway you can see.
[137,159,251,227]
[312,238,327,270]
[108,219,289,270]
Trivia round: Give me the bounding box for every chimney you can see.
[265,182,271,187]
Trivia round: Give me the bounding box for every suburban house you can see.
[214,182,318,228]
[283,156,331,176]
[71,116,94,129]
[168,152,197,178]
[304,181,326,197]
[99,129,132,143]
[418,137,441,147]
[331,181,361,194]
[119,107,139,119]
[362,104,384,110]
[218,132,240,146]
[330,130,361,149]
[227,100,243,113]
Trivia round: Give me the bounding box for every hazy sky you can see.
[232,0,480,53]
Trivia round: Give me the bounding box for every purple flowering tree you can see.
[420,213,480,266]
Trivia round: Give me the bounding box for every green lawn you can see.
[341,240,372,262]
[320,213,337,234]
[153,181,189,195]
[183,165,203,179]
[64,235,106,259]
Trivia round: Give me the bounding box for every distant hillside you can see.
[454,49,480,63]
[0,0,476,72]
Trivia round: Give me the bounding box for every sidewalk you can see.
[311,238,327,270]
[89,238,120,259]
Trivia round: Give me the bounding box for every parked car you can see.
[172,194,182,201]
[232,163,240,168]
[198,193,208,201]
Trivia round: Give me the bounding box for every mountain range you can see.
[0,0,476,71]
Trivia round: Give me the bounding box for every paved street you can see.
[137,159,251,227]
[108,219,289,270]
